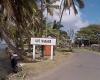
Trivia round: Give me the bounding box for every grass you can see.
[57,48,73,52]
[73,48,100,55]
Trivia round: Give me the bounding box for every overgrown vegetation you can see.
[0,0,84,59]
[76,25,100,44]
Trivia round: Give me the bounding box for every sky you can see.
[81,0,100,24]
[45,0,100,32]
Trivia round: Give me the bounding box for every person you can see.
[10,52,19,73]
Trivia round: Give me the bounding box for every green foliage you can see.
[42,20,69,47]
[0,0,63,57]
[0,0,85,58]
[53,21,64,30]
[76,25,100,44]
[59,0,84,23]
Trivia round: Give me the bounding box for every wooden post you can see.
[50,45,53,60]
[32,45,35,61]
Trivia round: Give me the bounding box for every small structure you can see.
[31,38,56,60]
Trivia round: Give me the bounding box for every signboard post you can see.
[32,45,35,61]
[31,38,56,60]
[50,45,53,60]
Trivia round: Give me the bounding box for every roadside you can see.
[0,50,12,80]
[8,48,72,80]
[73,48,100,55]
[34,48,100,80]
[2,48,99,80]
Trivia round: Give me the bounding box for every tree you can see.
[59,0,84,23]
[0,0,60,58]
[76,25,100,44]
[0,0,38,57]
[0,0,85,59]
[67,28,75,42]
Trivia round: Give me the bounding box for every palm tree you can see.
[0,0,40,58]
[0,0,59,58]
[0,0,84,59]
[59,0,84,23]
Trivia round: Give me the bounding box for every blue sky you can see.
[51,0,100,39]
[47,0,100,32]
[81,0,100,24]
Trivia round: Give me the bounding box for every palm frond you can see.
[76,0,84,8]
[72,0,78,14]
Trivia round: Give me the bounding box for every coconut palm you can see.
[0,0,84,59]
[59,0,84,23]
[0,0,59,58]
[0,0,42,58]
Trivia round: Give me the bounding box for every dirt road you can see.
[34,49,100,80]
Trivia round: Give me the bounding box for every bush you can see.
[91,44,100,52]
[57,48,73,52]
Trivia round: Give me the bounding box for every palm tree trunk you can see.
[0,26,18,52]
[59,6,65,24]
[40,0,44,37]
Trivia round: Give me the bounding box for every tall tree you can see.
[0,0,59,58]
[0,0,85,58]
[76,25,100,44]
[59,0,84,23]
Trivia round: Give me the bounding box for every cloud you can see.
[44,0,89,32]
[61,13,89,31]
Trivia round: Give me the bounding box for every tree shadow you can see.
[0,50,12,80]
[22,56,49,63]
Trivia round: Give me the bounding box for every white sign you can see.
[31,38,56,61]
[31,38,56,45]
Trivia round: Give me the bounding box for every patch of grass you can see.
[57,48,73,52]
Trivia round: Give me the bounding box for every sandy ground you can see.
[0,47,71,80]
[2,48,100,80]
[8,50,71,80]
[33,49,100,80]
